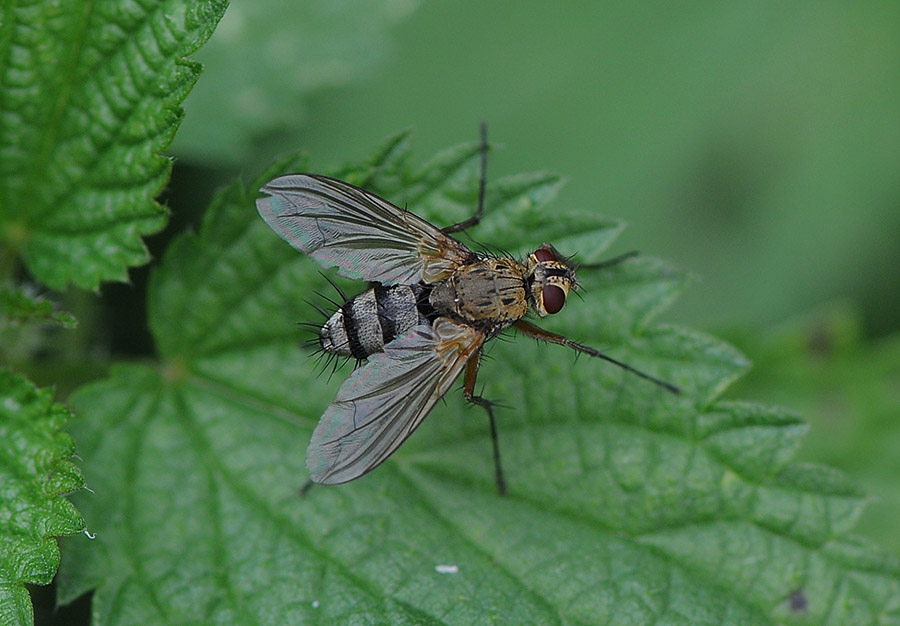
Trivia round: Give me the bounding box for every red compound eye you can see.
[533,247,555,262]
[542,284,566,314]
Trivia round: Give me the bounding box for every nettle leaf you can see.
[173,0,418,162]
[59,134,900,624]
[726,305,900,558]
[0,285,77,365]
[0,286,76,330]
[0,0,228,290]
[0,368,85,626]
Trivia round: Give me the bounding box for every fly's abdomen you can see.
[320,284,427,359]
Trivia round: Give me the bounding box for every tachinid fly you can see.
[256,125,679,494]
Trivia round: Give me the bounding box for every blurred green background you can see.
[161,1,899,549]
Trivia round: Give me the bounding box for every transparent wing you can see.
[307,318,486,485]
[257,174,474,284]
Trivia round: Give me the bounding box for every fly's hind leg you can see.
[462,349,507,495]
[442,122,489,235]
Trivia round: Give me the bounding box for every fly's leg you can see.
[513,320,681,394]
[442,122,489,235]
[462,349,507,495]
[578,250,639,270]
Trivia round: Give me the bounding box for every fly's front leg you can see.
[462,348,507,495]
[442,122,489,235]
[513,320,680,394]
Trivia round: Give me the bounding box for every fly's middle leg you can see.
[441,122,489,235]
[462,349,507,495]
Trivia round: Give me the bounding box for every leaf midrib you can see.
[23,1,94,222]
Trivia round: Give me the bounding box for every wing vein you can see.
[306,320,485,485]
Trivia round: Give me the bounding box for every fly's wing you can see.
[307,318,486,485]
[257,174,474,285]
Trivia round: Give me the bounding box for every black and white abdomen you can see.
[320,284,431,359]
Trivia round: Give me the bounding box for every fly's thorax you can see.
[320,284,427,359]
[428,257,529,324]
[526,243,577,317]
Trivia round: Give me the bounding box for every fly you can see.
[256,124,679,495]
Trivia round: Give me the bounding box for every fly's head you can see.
[525,243,577,317]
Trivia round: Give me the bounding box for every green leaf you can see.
[725,304,900,558]
[0,286,76,330]
[0,285,77,366]
[59,133,900,624]
[0,0,228,289]
[172,0,419,163]
[0,368,85,626]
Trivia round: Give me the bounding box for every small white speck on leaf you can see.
[434,564,458,574]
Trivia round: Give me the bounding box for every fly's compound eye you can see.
[533,247,556,263]
[542,284,566,314]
